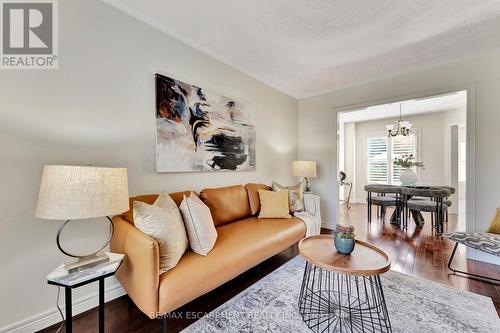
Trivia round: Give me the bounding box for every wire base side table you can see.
[298,261,391,332]
[298,236,392,333]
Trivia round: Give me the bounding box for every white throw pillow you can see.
[179,193,217,256]
[133,194,189,274]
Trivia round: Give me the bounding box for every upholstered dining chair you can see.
[428,186,455,224]
[401,187,451,233]
[364,184,402,223]
[439,186,455,222]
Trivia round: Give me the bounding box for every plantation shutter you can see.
[366,136,388,183]
[366,131,418,185]
[391,134,417,184]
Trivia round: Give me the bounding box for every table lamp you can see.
[292,160,317,192]
[36,165,129,272]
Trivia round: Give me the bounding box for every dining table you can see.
[387,185,455,227]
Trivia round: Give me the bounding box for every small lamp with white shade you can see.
[35,165,129,273]
[292,160,317,193]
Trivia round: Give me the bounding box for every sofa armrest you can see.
[303,193,321,221]
[111,216,159,317]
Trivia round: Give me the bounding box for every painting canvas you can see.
[155,73,256,172]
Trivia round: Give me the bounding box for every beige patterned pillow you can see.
[179,193,218,256]
[272,181,305,213]
[133,194,189,274]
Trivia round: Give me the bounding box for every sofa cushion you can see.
[122,191,195,224]
[199,185,251,226]
[245,183,271,215]
[158,216,306,313]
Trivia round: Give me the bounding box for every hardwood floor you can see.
[335,204,500,316]
[39,204,500,332]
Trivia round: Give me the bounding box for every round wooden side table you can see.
[298,235,392,333]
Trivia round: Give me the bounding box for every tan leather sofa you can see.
[110,184,306,319]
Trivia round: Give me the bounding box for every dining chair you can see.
[429,186,455,224]
[401,187,451,233]
[364,184,402,223]
[439,186,455,222]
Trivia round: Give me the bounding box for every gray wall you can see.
[0,1,298,329]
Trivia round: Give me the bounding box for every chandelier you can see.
[385,103,412,137]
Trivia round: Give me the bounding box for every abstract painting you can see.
[155,73,256,172]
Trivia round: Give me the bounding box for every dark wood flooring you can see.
[39,204,500,332]
[339,204,500,316]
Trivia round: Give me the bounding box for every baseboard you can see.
[466,248,500,265]
[0,283,126,333]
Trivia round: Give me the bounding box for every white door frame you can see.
[333,84,476,233]
[447,122,468,217]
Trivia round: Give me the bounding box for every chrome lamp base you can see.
[64,253,110,273]
[300,177,312,193]
[57,216,114,273]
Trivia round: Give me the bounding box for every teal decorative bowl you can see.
[334,236,355,255]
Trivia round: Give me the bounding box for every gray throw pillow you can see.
[272,181,305,213]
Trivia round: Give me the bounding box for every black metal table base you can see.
[389,207,425,228]
[298,262,392,333]
[63,278,106,333]
[48,257,123,333]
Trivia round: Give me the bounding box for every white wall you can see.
[0,1,298,330]
[298,49,500,229]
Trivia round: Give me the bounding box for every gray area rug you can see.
[183,256,499,333]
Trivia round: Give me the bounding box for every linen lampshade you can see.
[292,160,317,178]
[35,165,129,220]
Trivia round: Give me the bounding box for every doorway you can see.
[336,89,470,232]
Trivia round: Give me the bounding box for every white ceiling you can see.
[338,91,466,124]
[105,0,500,98]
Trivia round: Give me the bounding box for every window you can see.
[366,136,388,183]
[391,134,417,184]
[366,131,418,185]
